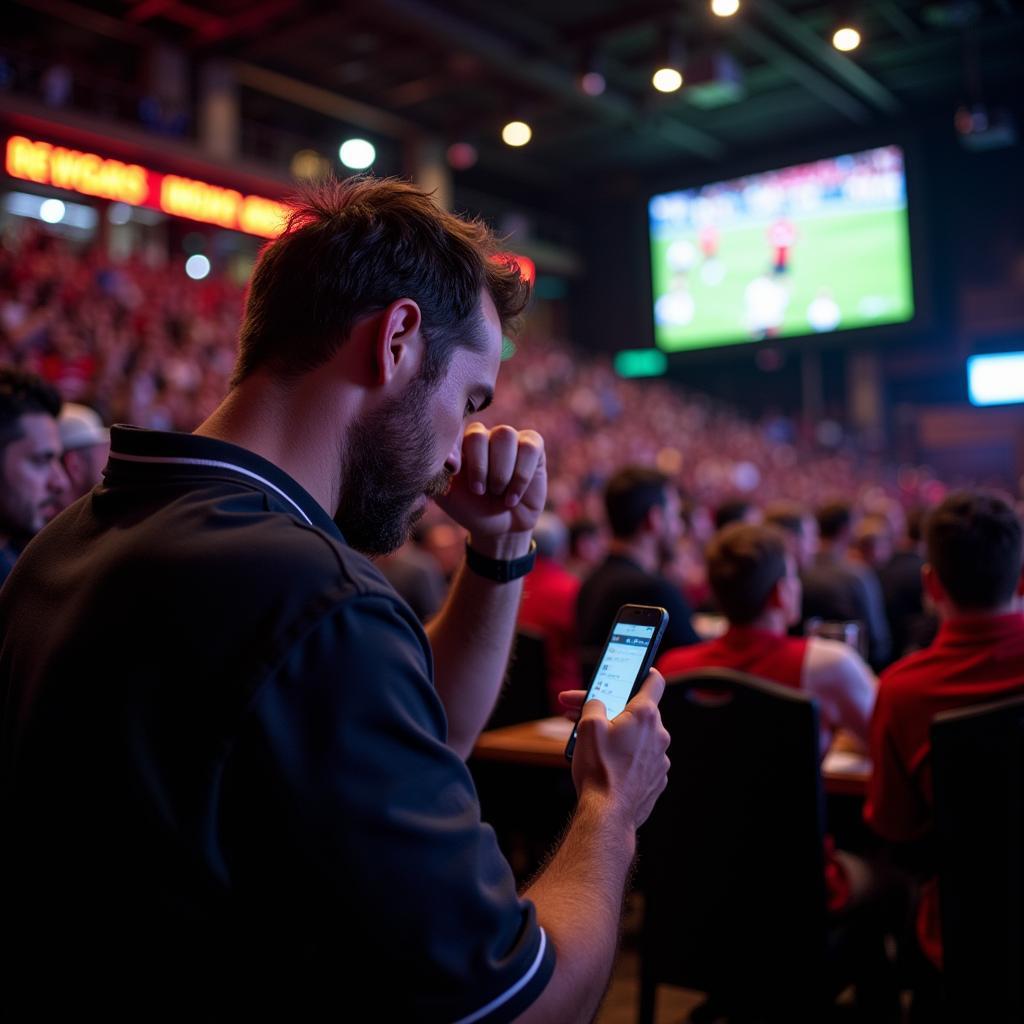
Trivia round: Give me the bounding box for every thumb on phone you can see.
[626,668,666,710]
[579,696,609,723]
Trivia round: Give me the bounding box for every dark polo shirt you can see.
[0,426,553,1022]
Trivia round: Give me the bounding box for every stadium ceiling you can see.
[6,0,1024,191]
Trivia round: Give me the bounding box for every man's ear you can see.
[373,298,423,387]
[766,578,785,610]
[922,563,945,606]
[645,503,664,536]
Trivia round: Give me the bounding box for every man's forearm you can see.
[427,537,530,758]
[516,794,637,1024]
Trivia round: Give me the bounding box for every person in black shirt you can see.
[0,178,671,1023]
[878,506,937,658]
[801,501,892,669]
[577,466,700,677]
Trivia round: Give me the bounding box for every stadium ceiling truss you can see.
[6,0,1024,190]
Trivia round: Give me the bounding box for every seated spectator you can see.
[56,401,110,508]
[878,506,936,659]
[802,502,892,670]
[656,522,899,966]
[764,500,819,572]
[713,498,760,531]
[0,367,67,585]
[852,514,894,572]
[866,490,1024,972]
[577,466,699,673]
[658,523,876,753]
[566,516,605,580]
[518,512,581,710]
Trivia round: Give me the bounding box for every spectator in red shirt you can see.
[865,490,1024,971]
[658,523,876,754]
[657,523,888,929]
[518,512,582,711]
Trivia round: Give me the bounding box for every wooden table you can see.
[473,716,870,798]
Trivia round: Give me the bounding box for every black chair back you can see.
[932,693,1024,1023]
[639,668,829,1020]
[486,628,551,729]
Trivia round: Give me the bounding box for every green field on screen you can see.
[651,206,914,352]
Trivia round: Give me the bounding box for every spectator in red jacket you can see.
[518,512,582,710]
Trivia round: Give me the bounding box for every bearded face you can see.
[334,376,451,556]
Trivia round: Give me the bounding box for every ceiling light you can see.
[446,142,478,170]
[292,149,330,180]
[832,25,861,51]
[39,199,66,224]
[185,254,211,281]
[652,67,684,93]
[502,121,532,147]
[711,0,740,16]
[338,138,376,170]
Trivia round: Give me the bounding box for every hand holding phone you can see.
[569,667,671,831]
[565,604,669,760]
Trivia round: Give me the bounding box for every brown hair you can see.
[764,501,809,538]
[232,177,531,387]
[707,523,789,625]
[0,367,62,450]
[927,491,1023,611]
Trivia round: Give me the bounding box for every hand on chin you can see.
[433,422,546,553]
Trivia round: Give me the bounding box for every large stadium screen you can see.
[649,145,914,352]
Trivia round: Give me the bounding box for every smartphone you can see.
[565,603,669,761]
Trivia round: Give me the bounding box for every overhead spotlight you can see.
[832,25,861,52]
[501,120,532,147]
[711,0,740,16]
[653,27,686,93]
[446,142,478,170]
[338,138,376,170]
[39,198,66,224]
[577,50,607,96]
[292,148,330,180]
[652,67,684,93]
[185,254,211,281]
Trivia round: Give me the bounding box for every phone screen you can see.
[588,622,657,719]
[566,604,668,760]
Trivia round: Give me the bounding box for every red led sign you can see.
[5,134,289,238]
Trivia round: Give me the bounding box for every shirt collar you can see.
[935,612,1024,648]
[105,425,341,537]
[723,623,787,645]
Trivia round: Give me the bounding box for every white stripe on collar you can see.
[108,452,313,526]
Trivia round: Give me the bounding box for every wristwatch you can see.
[464,538,537,582]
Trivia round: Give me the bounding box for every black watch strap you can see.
[464,539,537,583]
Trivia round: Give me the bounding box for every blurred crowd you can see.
[3,216,1022,1022]
[1,225,947,518]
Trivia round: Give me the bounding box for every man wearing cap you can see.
[56,401,110,508]
[0,367,68,586]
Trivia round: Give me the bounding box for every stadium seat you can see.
[932,693,1024,1023]
[638,668,855,1022]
